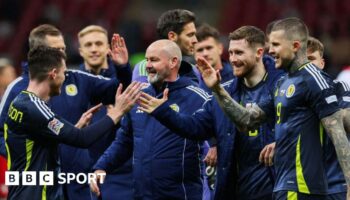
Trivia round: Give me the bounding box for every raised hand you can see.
[107,82,142,124]
[75,103,103,128]
[196,57,221,89]
[90,170,106,197]
[109,33,128,65]
[138,88,169,113]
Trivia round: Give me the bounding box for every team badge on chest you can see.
[65,84,78,96]
[169,104,180,112]
[286,84,295,98]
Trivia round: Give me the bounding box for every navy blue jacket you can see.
[194,60,234,94]
[94,77,208,200]
[149,57,283,200]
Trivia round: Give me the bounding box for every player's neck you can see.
[27,80,51,101]
[214,60,223,71]
[244,61,266,88]
[85,60,108,75]
[288,53,308,74]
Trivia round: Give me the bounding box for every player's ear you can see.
[218,42,224,56]
[169,56,178,69]
[320,58,325,69]
[256,47,264,59]
[292,40,301,52]
[168,31,178,42]
[48,68,57,79]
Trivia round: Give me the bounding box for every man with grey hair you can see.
[90,39,208,199]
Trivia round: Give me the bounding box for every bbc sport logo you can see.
[5,171,105,186]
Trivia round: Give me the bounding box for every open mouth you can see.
[146,68,157,77]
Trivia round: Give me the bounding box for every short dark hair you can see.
[28,46,66,82]
[307,36,324,57]
[156,9,196,39]
[29,24,62,50]
[265,20,280,41]
[271,17,309,50]
[196,23,220,42]
[229,26,265,48]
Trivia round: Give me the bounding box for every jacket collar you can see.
[147,76,194,97]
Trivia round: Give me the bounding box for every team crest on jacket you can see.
[65,84,78,96]
[48,118,64,135]
[169,104,180,112]
[286,84,295,98]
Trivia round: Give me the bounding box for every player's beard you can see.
[233,60,255,78]
[49,81,61,97]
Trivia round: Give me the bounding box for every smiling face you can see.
[268,30,295,69]
[79,31,109,69]
[228,39,258,78]
[145,45,171,85]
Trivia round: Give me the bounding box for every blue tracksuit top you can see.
[149,57,284,200]
[193,60,235,94]
[93,77,209,200]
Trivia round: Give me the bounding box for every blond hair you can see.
[78,25,108,40]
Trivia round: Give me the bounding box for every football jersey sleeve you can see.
[25,98,115,148]
[334,80,350,109]
[304,67,340,119]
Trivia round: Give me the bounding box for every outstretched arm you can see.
[138,89,215,140]
[321,110,350,190]
[212,85,266,131]
[196,57,266,131]
[342,108,350,134]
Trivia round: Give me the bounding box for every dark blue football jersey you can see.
[260,63,340,195]
[5,91,115,199]
[235,72,277,199]
[323,80,350,194]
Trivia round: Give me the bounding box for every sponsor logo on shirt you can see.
[65,84,78,96]
[286,84,295,98]
[48,118,64,135]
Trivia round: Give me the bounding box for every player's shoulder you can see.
[185,85,211,101]
[334,80,350,92]
[299,63,333,89]
[66,69,111,81]
[19,92,55,121]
